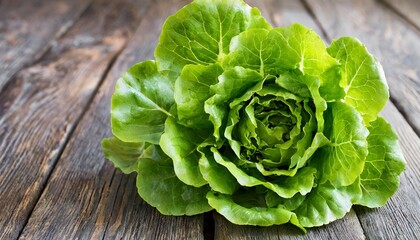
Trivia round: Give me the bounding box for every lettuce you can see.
[101,0,406,231]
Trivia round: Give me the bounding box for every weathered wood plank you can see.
[213,0,366,238]
[305,0,420,238]
[248,0,322,34]
[0,0,150,239]
[304,0,420,136]
[381,0,420,30]
[19,0,205,239]
[0,0,93,92]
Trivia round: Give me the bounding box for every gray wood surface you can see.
[381,0,420,30]
[0,0,149,238]
[18,0,206,239]
[304,0,420,136]
[248,0,321,32]
[0,0,93,92]
[0,0,419,239]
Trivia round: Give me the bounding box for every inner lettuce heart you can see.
[101,0,406,231]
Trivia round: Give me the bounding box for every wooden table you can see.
[1,0,419,239]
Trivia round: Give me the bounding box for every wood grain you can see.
[0,0,93,92]
[18,0,206,239]
[247,0,322,33]
[304,0,420,238]
[381,0,420,30]
[0,0,150,239]
[213,0,366,238]
[304,0,420,136]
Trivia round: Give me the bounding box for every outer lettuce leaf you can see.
[264,24,337,76]
[137,146,211,215]
[319,66,345,101]
[175,64,223,128]
[155,0,271,73]
[198,148,240,194]
[265,191,307,211]
[312,102,369,187]
[355,117,406,207]
[207,192,304,230]
[101,137,152,174]
[223,28,270,74]
[294,183,360,227]
[224,24,338,77]
[111,60,175,145]
[160,117,209,187]
[327,37,389,124]
[102,137,212,216]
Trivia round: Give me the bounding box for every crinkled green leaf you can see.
[294,183,359,227]
[111,60,175,145]
[160,117,209,187]
[225,100,262,159]
[223,28,270,74]
[327,37,389,124]
[137,146,211,215]
[253,132,328,178]
[198,147,240,194]
[224,24,338,77]
[289,101,317,168]
[319,65,345,101]
[312,102,369,187]
[275,73,311,98]
[175,64,223,128]
[207,192,304,230]
[263,23,338,76]
[155,0,271,73]
[205,67,263,139]
[212,148,315,198]
[271,167,316,196]
[355,117,406,207]
[300,75,327,133]
[265,191,306,211]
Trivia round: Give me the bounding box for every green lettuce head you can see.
[102,0,406,231]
